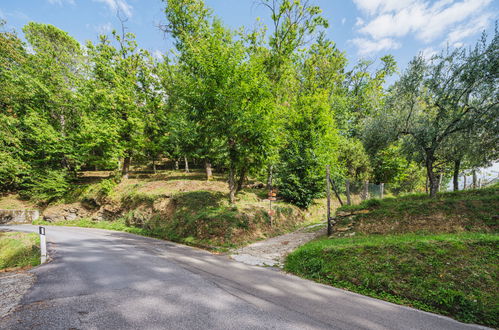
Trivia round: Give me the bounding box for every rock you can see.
[0,210,39,225]
[335,227,350,232]
[64,213,78,221]
[43,214,65,223]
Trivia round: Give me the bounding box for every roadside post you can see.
[326,165,332,236]
[39,226,47,263]
[268,189,277,226]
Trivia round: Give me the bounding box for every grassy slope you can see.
[0,232,40,270]
[33,170,325,251]
[336,186,498,234]
[285,187,499,327]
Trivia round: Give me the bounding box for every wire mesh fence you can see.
[328,179,414,207]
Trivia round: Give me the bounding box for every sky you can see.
[0,0,498,74]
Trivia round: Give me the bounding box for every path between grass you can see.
[229,222,326,267]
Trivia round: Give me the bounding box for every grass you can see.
[0,194,36,210]
[0,232,40,270]
[286,187,499,326]
[334,186,498,235]
[29,170,313,251]
[285,232,498,327]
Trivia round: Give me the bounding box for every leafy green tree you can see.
[367,32,498,197]
[85,30,149,179]
[276,38,343,208]
[0,21,29,191]
[164,0,276,203]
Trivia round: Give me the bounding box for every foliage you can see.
[20,169,70,204]
[0,1,496,208]
[364,32,498,197]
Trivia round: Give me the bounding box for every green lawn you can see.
[285,232,499,327]
[0,232,40,270]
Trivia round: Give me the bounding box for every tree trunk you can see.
[437,173,443,192]
[184,156,189,173]
[122,155,131,180]
[463,175,467,190]
[236,167,247,193]
[174,159,179,170]
[425,176,429,195]
[266,165,273,190]
[426,156,438,198]
[228,165,236,204]
[205,160,213,181]
[152,158,157,174]
[472,170,477,189]
[453,159,460,191]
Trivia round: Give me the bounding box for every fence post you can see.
[363,181,369,201]
[346,180,351,205]
[380,183,384,199]
[326,166,332,236]
[39,226,47,263]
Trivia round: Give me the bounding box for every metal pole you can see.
[326,165,332,236]
[346,180,351,205]
[363,181,369,200]
[39,226,47,263]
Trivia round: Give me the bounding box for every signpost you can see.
[326,166,332,236]
[39,226,47,263]
[268,189,277,226]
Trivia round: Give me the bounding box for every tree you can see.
[163,0,276,203]
[85,29,149,179]
[276,37,343,208]
[371,31,498,197]
[0,20,29,191]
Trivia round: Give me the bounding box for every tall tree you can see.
[366,31,498,197]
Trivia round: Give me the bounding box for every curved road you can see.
[0,225,487,330]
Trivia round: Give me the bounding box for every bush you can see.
[276,141,324,209]
[20,169,70,204]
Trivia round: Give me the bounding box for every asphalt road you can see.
[0,225,488,330]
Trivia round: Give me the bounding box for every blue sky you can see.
[1,0,497,73]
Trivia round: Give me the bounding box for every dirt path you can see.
[230,222,326,268]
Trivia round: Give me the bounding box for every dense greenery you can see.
[285,232,498,327]
[0,232,40,270]
[0,1,497,207]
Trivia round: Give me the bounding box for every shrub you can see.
[20,169,70,204]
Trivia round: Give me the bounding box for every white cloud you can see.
[351,38,402,56]
[93,0,133,17]
[48,0,75,5]
[341,18,346,25]
[96,22,113,34]
[445,13,492,45]
[350,0,495,55]
[352,0,417,15]
[420,46,438,59]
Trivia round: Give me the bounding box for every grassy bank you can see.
[285,233,498,326]
[0,232,40,270]
[25,170,323,251]
[285,185,499,327]
[335,186,498,235]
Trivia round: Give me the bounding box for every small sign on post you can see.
[39,226,47,263]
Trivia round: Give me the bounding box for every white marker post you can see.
[39,226,47,263]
